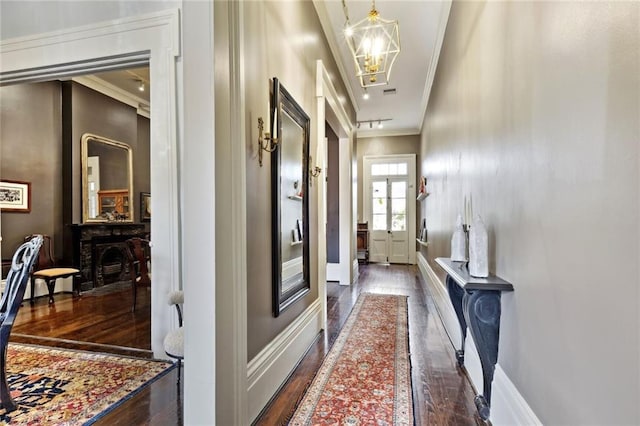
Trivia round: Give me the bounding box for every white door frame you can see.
[0,9,221,424]
[315,60,353,328]
[0,5,180,360]
[363,154,417,264]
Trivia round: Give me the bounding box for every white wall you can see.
[421,2,639,424]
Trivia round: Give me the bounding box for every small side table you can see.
[435,257,513,421]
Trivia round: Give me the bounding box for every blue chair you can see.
[0,235,43,412]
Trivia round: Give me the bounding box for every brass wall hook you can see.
[258,117,278,167]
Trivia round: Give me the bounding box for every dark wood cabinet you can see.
[357,222,369,264]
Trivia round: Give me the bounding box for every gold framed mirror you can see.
[81,133,134,223]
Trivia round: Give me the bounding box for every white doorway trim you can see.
[363,154,417,264]
[0,8,221,424]
[315,60,353,328]
[0,5,180,359]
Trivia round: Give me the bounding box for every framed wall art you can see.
[140,192,151,222]
[0,180,31,213]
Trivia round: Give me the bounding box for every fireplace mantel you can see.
[68,223,147,291]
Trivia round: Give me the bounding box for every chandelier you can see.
[342,0,401,88]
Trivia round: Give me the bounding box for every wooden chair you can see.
[24,234,80,304]
[163,290,183,384]
[125,237,151,312]
[0,235,43,412]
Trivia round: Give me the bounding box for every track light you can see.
[363,90,370,100]
[356,118,392,130]
[138,81,145,92]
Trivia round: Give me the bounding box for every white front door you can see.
[368,177,409,263]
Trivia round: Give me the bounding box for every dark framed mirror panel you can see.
[271,77,311,317]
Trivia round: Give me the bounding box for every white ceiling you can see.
[92,67,150,103]
[83,2,451,138]
[314,0,451,138]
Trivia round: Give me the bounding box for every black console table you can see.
[435,257,513,421]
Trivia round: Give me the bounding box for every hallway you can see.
[256,263,483,425]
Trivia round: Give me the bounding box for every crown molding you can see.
[312,0,359,113]
[356,127,421,139]
[72,75,151,118]
[419,0,452,128]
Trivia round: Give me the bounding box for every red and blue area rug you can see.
[290,293,413,425]
[0,343,173,425]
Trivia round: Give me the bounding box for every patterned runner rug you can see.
[290,293,413,425]
[0,343,173,425]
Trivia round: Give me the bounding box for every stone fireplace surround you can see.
[69,223,147,292]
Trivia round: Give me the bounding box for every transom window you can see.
[371,162,408,176]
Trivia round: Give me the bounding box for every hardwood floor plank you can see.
[8,284,180,425]
[255,264,484,425]
[7,264,483,425]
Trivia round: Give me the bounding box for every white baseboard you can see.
[417,253,539,425]
[327,261,353,286]
[417,252,464,353]
[492,364,542,426]
[1,277,73,300]
[326,262,340,282]
[247,299,322,422]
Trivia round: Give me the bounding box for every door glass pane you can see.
[388,163,398,175]
[372,181,387,197]
[372,214,386,230]
[397,163,407,175]
[373,197,386,214]
[391,181,406,198]
[391,198,406,215]
[391,180,406,231]
[392,214,406,231]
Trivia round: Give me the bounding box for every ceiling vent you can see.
[383,88,397,95]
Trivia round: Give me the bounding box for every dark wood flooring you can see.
[9,264,482,425]
[9,283,182,425]
[255,263,485,425]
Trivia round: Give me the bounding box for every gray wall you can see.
[0,80,151,261]
[421,1,639,424]
[0,82,63,259]
[356,134,420,222]
[326,123,340,264]
[244,0,355,360]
